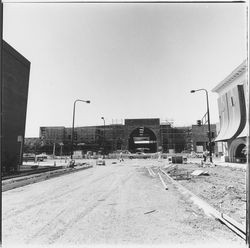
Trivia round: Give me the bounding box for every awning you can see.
[237,124,248,138]
[215,85,246,142]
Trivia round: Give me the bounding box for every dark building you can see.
[2,40,30,173]
[191,124,217,153]
[38,118,217,155]
[23,137,42,154]
[40,126,65,145]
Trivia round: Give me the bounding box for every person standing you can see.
[119,152,124,162]
[203,150,207,162]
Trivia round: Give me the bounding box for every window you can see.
[231,97,234,106]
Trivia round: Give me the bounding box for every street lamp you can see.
[70,99,90,159]
[190,88,213,163]
[101,117,105,154]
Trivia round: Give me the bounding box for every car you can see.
[37,157,44,162]
[69,160,76,168]
[96,158,106,166]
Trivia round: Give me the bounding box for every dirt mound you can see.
[165,163,246,225]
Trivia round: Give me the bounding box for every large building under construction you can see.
[38,118,217,155]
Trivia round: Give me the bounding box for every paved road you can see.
[2,159,244,247]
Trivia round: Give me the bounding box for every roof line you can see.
[212,59,247,93]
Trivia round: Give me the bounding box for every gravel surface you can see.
[162,162,246,226]
[2,159,245,247]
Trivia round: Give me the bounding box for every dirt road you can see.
[2,159,245,247]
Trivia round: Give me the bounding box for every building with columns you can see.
[212,60,247,163]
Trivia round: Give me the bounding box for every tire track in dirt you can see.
[3,169,100,220]
[26,171,134,244]
[3,168,126,223]
[3,168,119,243]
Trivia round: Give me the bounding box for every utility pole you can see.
[53,142,56,158]
[70,99,90,159]
[101,117,105,155]
[191,89,213,162]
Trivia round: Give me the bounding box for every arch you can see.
[228,138,246,163]
[128,127,157,153]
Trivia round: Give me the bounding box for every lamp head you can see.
[190,90,196,93]
[86,100,91,103]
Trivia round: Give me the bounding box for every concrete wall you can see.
[2,40,30,173]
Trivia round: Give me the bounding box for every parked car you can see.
[36,153,48,161]
[195,153,203,158]
[69,160,76,168]
[96,158,106,166]
[23,153,36,162]
[129,152,148,159]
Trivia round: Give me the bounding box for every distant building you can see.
[39,118,217,155]
[2,40,31,173]
[212,60,247,163]
[40,126,65,145]
[24,137,42,154]
[191,124,217,154]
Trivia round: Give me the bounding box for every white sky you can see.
[3,1,247,137]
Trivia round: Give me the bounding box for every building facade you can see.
[2,40,31,173]
[191,124,217,153]
[38,118,217,155]
[40,126,65,145]
[212,60,247,163]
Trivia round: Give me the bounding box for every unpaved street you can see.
[2,159,245,247]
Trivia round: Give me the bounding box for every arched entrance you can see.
[128,127,157,153]
[235,144,246,162]
[229,138,246,163]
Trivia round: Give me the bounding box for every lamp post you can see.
[190,88,213,163]
[70,99,90,159]
[101,117,105,154]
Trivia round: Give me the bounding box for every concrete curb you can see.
[2,166,64,180]
[214,162,246,170]
[158,172,168,190]
[159,168,246,240]
[2,165,93,192]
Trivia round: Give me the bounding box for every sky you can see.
[2,1,247,137]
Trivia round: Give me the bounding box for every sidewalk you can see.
[187,157,246,170]
[213,161,246,170]
[2,162,93,192]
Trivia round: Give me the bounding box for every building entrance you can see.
[128,127,157,153]
[235,144,246,163]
